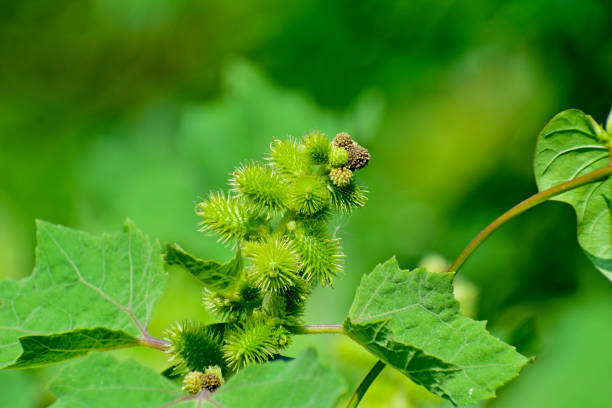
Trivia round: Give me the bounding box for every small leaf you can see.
[6,327,139,369]
[165,243,243,295]
[214,348,346,408]
[0,220,167,368]
[343,258,530,406]
[47,353,194,408]
[533,109,612,281]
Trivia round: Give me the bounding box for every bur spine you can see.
[165,321,227,374]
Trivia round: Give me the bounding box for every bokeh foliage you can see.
[1,1,612,407]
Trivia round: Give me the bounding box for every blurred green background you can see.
[1,1,612,407]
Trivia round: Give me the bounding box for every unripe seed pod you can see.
[267,138,308,178]
[329,167,353,187]
[245,237,300,293]
[302,130,330,164]
[289,174,330,215]
[165,321,226,374]
[222,320,277,370]
[202,289,243,319]
[329,145,349,168]
[182,371,205,394]
[328,179,367,213]
[347,143,370,170]
[230,162,287,212]
[332,132,353,149]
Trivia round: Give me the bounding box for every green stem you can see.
[139,335,170,351]
[448,165,612,273]
[346,360,386,408]
[296,324,343,334]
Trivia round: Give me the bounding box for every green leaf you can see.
[48,353,193,408]
[0,220,167,368]
[47,348,346,408]
[6,327,139,369]
[165,243,243,295]
[213,348,347,408]
[533,109,612,281]
[343,258,530,406]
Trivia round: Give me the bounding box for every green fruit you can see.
[329,145,349,168]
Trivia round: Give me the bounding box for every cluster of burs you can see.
[166,131,370,394]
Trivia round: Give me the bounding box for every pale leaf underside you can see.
[164,244,242,295]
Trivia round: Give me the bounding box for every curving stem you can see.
[448,165,612,272]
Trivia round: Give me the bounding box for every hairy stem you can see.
[449,165,612,272]
[295,324,344,334]
[346,360,386,408]
[139,335,171,351]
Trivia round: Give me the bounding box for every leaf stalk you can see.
[139,335,171,351]
[448,165,612,273]
[345,360,386,408]
[295,324,344,334]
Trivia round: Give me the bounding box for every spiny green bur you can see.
[166,130,370,387]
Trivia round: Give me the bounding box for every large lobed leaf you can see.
[534,109,612,281]
[48,353,190,408]
[0,220,167,368]
[343,258,530,405]
[47,348,346,408]
[214,348,346,408]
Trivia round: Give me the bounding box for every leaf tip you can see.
[380,256,400,270]
[34,219,55,231]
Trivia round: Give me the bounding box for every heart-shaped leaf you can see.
[534,109,612,281]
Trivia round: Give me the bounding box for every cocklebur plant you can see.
[1,108,612,408]
[166,131,369,375]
